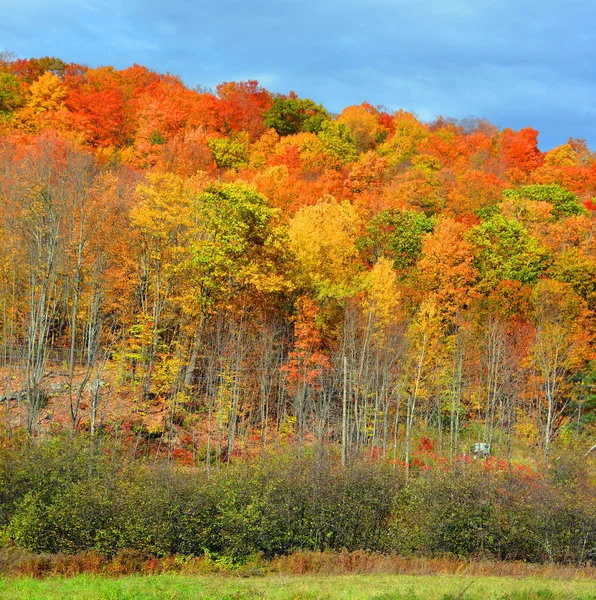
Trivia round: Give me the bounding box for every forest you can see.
[0,53,594,565]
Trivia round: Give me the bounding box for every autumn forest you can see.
[0,54,594,567]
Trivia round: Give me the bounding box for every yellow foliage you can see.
[27,72,67,114]
[249,128,280,169]
[378,110,430,167]
[363,257,401,332]
[544,144,578,168]
[337,104,381,153]
[288,196,361,299]
[131,172,195,241]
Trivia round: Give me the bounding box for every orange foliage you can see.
[500,127,544,182]
[283,297,331,390]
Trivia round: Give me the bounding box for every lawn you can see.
[0,574,594,600]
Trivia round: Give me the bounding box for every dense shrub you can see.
[0,438,593,564]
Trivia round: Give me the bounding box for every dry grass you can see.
[1,549,594,581]
[271,550,596,579]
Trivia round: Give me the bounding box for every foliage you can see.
[0,440,594,565]
[0,55,594,513]
[263,94,330,136]
[358,208,436,271]
[0,72,25,115]
[208,132,249,170]
[503,184,586,219]
[467,215,552,291]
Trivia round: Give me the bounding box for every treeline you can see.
[0,54,594,466]
[0,438,593,564]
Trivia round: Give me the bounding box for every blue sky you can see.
[2,0,595,149]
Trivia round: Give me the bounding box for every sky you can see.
[2,0,596,150]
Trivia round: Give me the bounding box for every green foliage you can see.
[476,203,502,221]
[193,182,289,307]
[208,133,249,170]
[263,95,330,136]
[503,184,586,219]
[0,72,25,115]
[148,130,165,145]
[317,120,358,165]
[358,209,436,271]
[568,362,596,428]
[467,214,552,291]
[550,248,596,310]
[0,439,594,565]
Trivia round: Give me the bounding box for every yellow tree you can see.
[129,172,198,401]
[28,71,67,114]
[530,279,593,460]
[337,103,383,153]
[359,257,405,453]
[287,196,361,301]
[403,298,443,478]
[378,110,430,169]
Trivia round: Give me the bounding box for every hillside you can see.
[0,54,594,469]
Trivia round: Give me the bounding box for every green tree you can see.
[503,184,586,219]
[193,182,290,303]
[357,209,435,271]
[207,132,249,170]
[467,214,552,292]
[0,72,25,116]
[263,94,330,136]
[317,120,358,166]
[550,248,596,310]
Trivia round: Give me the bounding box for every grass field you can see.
[0,574,594,600]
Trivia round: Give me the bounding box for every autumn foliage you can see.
[0,53,593,476]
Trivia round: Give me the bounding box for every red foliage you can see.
[64,68,128,147]
[283,297,331,391]
[418,436,435,453]
[216,80,272,140]
[500,127,544,182]
[170,448,195,466]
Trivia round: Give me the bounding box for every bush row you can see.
[0,438,593,564]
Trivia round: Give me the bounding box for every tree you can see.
[467,214,552,293]
[0,134,96,432]
[208,132,249,171]
[0,72,25,116]
[413,218,478,318]
[27,72,67,114]
[282,296,330,447]
[288,197,361,300]
[358,209,435,272]
[194,182,289,299]
[64,67,127,147]
[503,184,586,220]
[337,103,384,153]
[216,80,272,140]
[530,280,593,460]
[378,110,429,168]
[550,248,596,311]
[7,56,67,83]
[263,94,330,136]
[129,172,198,401]
[500,127,544,182]
[317,121,358,167]
[183,182,290,387]
[403,298,442,478]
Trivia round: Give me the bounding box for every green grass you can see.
[0,574,594,600]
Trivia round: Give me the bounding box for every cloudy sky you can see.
[2,0,595,149]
